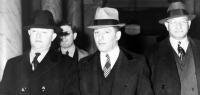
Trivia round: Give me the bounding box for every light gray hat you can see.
[88,7,125,29]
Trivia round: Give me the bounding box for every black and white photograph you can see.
[0,0,200,95]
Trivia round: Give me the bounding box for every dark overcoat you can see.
[147,37,200,95]
[79,48,153,95]
[0,49,80,95]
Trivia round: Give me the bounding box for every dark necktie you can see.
[65,51,71,58]
[32,53,41,70]
[103,54,111,78]
[65,51,69,56]
[177,42,185,61]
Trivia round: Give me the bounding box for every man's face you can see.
[94,27,121,53]
[28,28,57,50]
[60,25,77,49]
[164,16,191,40]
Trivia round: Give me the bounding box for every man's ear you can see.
[164,22,169,31]
[51,33,57,41]
[188,20,191,27]
[73,32,77,40]
[28,30,31,36]
[116,31,121,40]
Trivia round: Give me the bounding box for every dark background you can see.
[20,0,200,54]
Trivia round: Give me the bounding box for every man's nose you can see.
[36,32,41,38]
[61,36,68,41]
[98,33,104,41]
[176,23,183,29]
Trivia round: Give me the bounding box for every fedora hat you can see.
[25,10,60,33]
[159,1,196,24]
[88,7,125,29]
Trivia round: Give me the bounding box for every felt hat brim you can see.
[23,25,62,34]
[88,23,125,29]
[159,14,196,24]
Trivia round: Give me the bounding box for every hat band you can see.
[168,9,188,17]
[94,19,119,25]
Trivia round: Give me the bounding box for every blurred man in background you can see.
[58,23,88,62]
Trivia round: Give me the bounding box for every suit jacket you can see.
[147,37,200,95]
[0,49,80,95]
[79,48,153,95]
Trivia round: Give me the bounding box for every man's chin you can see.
[97,48,107,52]
[33,47,43,49]
[61,45,70,49]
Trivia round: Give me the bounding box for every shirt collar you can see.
[61,44,76,57]
[30,49,49,63]
[100,46,120,69]
[169,36,189,54]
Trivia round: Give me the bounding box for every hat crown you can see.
[88,7,125,29]
[166,2,189,20]
[167,2,186,12]
[31,10,55,28]
[158,1,195,24]
[94,7,119,20]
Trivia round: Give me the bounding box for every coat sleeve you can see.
[136,56,154,95]
[0,59,15,95]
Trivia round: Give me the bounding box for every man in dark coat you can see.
[0,10,79,95]
[147,1,200,95]
[79,7,153,95]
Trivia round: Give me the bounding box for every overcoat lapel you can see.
[111,51,133,95]
[30,50,59,79]
[190,39,200,94]
[19,52,32,88]
[158,39,180,84]
[81,52,100,95]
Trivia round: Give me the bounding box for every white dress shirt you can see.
[29,49,49,70]
[169,36,189,55]
[61,44,76,58]
[100,46,120,70]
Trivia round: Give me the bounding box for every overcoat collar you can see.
[158,38,180,78]
[111,49,135,95]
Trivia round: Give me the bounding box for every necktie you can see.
[65,51,69,56]
[103,54,111,78]
[32,53,41,70]
[177,42,185,60]
[65,51,72,58]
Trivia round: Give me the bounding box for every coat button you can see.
[41,86,48,95]
[21,87,28,93]
[161,84,166,89]
[41,86,46,92]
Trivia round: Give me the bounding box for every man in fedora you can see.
[79,7,153,95]
[147,1,200,95]
[0,10,79,95]
[57,22,88,62]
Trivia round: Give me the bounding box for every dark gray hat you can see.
[159,2,195,24]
